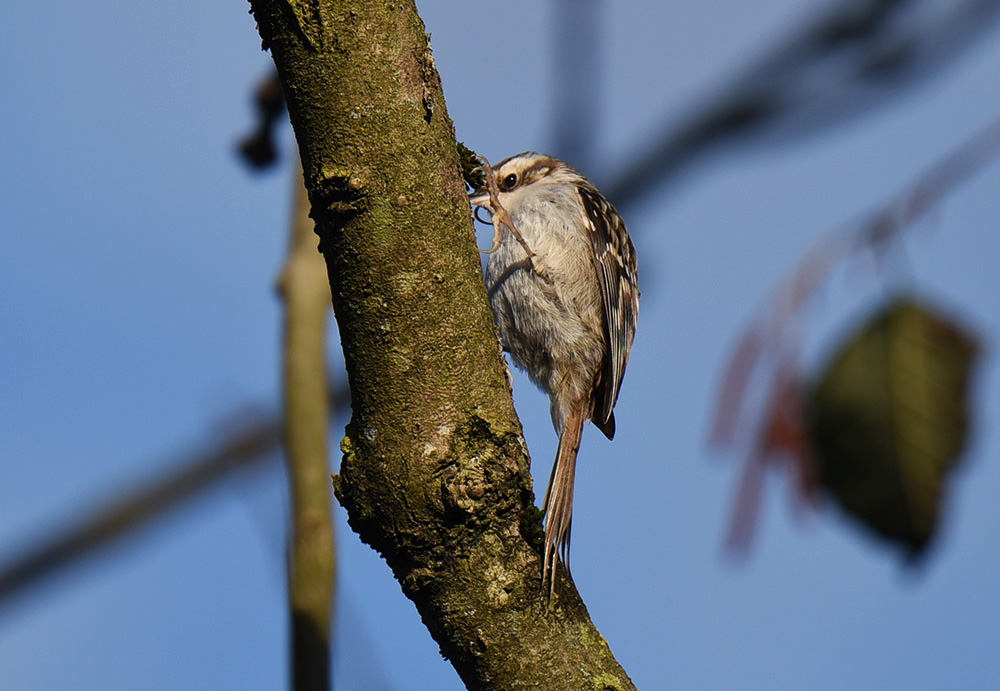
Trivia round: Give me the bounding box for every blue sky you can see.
[2,1,999,689]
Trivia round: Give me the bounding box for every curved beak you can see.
[468,188,491,209]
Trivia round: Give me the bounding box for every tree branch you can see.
[0,411,282,608]
[277,158,336,691]
[248,1,637,688]
[603,0,1000,207]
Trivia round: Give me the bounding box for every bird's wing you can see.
[578,184,639,434]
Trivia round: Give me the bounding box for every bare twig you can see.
[715,114,1000,449]
[277,157,336,691]
[0,381,350,612]
[603,0,1000,209]
[712,113,1000,552]
[0,411,282,608]
[237,71,286,170]
[550,0,601,169]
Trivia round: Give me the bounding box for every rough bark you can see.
[248,2,637,688]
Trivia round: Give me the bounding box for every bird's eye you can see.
[503,173,518,190]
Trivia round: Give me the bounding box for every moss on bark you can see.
[249,2,637,688]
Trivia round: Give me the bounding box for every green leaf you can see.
[810,298,979,559]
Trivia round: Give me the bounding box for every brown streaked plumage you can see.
[470,152,639,595]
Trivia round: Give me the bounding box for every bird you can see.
[469,152,639,594]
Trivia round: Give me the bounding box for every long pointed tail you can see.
[542,409,585,596]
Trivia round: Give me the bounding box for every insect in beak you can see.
[468,188,491,209]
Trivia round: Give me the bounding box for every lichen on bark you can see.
[249,1,638,687]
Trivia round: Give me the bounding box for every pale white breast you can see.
[484,182,605,417]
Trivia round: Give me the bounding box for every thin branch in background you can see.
[0,380,349,612]
[238,71,286,169]
[604,0,1000,209]
[277,157,336,691]
[550,0,601,170]
[711,113,1000,552]
[0,410,281,608]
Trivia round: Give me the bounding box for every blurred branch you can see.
[605,0,1000,208]
[238,71,286,169]
[732,111,1000,361]
[0,382,349,611]
[277,158,336,691]
[0,411,279,608]
[711,113,1000,554]
[550,0,601,170]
